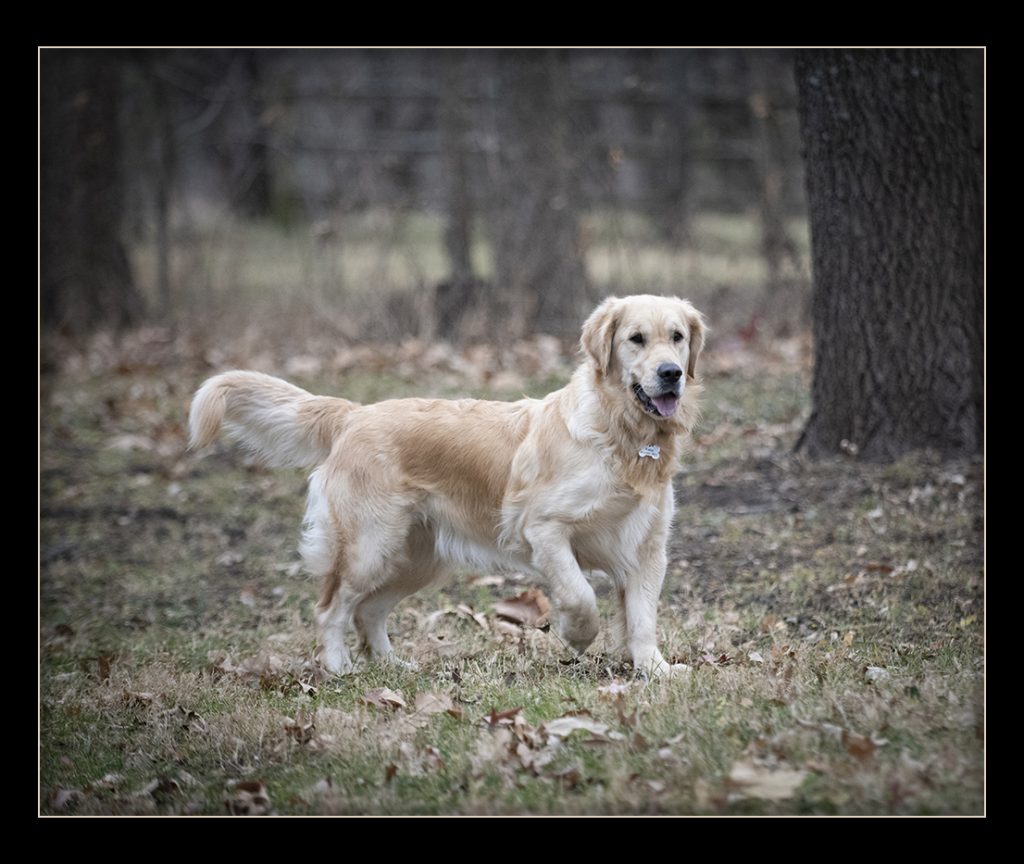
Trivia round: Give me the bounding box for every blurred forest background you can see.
[40,48,810,352]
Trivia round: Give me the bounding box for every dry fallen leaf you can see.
[470,727,516,776]
[494,619,524,638]
[414,691,455,716]
[424,634,461,657]
[726,760,806,801]
[542,715,611,740]
[88,773,125,792]
[176,706,208,734]
[483,706,523,727]
[555,765,583,789]
[493,587,551,628]
[362,687,407,710]
[137,776,181,802]
[455,603,490,631]
[284,708,315,744]
[225,780,272,815]
[597,680,633,701]
[211,651,290,678]
[423,746,446,772]
[515,740,558,773]
[49,788,82,810]
[842,730,885,763]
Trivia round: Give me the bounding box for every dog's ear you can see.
[581,297,621,376]
[682,302,708,380]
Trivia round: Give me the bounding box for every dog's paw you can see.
[317,645,354,676]
[655,662,691,679]
[633,652,690,681]
[557,613,599,654]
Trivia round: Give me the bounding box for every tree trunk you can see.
[153,62,176,320]
[750,50,800,295]
[211,50,272,219]
[434,51,478,339]
[41,50,144,334]
[660,50,695,247]
[491,50,588,337]
[795,49,983,460]
[441,51,473,287]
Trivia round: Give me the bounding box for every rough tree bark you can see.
[794,49,983,460]
[41,50,144,334]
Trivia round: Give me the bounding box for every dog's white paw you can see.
[318,645,354,676]
[633,652,690,681]
[656,662,691,678]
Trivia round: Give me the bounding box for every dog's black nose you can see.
[657,363,682,383]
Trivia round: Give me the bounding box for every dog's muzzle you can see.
[633,382,681,417]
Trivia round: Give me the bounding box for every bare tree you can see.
[749,50,800,295]
[490,50,589,337]
[212,50,273,219]
[660,50,696,247]
[795,49,983,459]
[434,50,480,338]
[41,50,144,334]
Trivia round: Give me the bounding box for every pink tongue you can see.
[652,394,679,416]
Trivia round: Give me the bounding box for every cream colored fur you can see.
[189,295,707,678]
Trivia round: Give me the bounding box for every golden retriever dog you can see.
[189,294,706,678]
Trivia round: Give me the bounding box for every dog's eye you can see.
[672,331,685,343]
[629,333,645,345]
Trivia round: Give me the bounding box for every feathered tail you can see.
[188,370,355,468]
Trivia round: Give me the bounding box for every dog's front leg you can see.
[624,513,688,679]
[525,522,599,653]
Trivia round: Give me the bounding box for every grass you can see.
[39,324,983,815]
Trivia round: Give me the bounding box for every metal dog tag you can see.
[638,444,660,460]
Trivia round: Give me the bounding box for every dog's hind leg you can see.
[303,468,417,676]
[353,525,440,670]
[352,585,418,669]
[317,554,402,676]
[316,583,359,675]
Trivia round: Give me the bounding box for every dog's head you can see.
[581,294,707,422]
